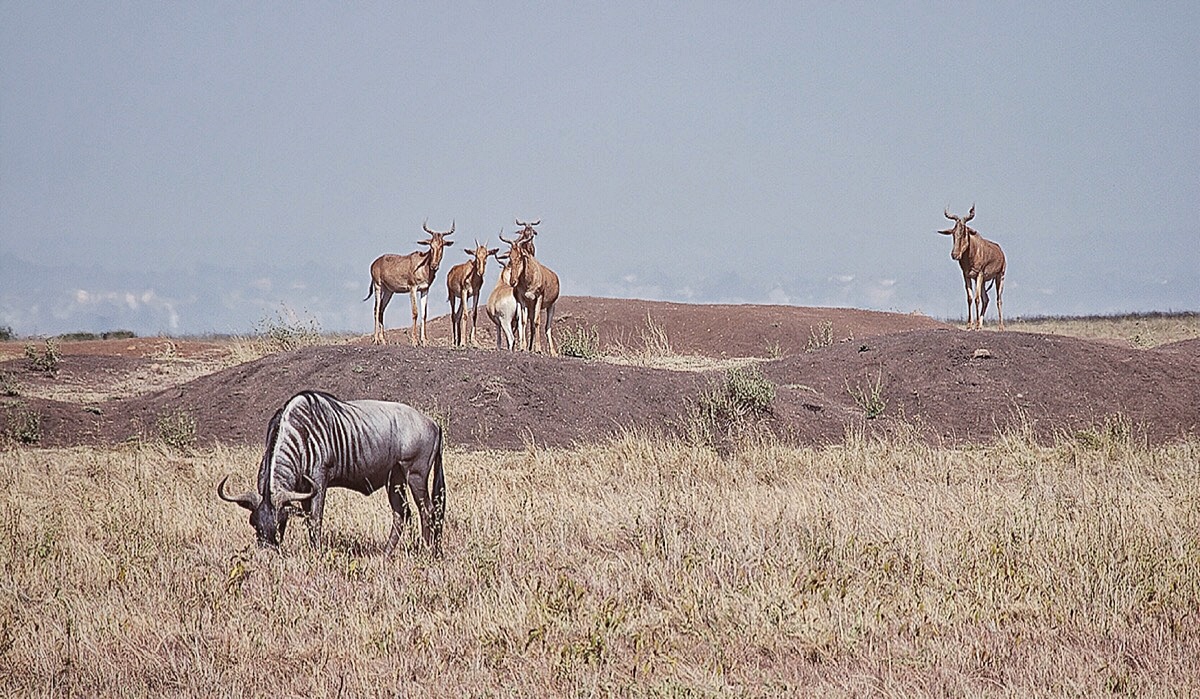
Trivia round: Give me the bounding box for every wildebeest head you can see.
[938,205,978,261]
[218,475,315,548]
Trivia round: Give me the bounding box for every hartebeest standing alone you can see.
[363,221,454,345]
[446,240,499,347]
[500,230,560,354]
[939,205,1006,330]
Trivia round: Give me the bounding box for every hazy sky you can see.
[2,2,1197,336]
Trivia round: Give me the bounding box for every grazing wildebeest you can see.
[217,391,445,554]
[938,204,1007,330]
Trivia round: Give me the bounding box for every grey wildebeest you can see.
[500,228,560,354]
[446,239,499,347]
[939,205,1007,330]
[217,391,445,554]
[364,220,454,345]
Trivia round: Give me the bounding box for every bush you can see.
[5,405,41,444]
[558,325,601,360]
[0,326,14,342]
[24,339,61,376]
[156,410,197,450]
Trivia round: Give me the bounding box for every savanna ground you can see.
[1,301,1198,696]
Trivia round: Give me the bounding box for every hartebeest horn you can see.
[273,475,317,508]
[499,231,518,245]
[944,207,957,221]
[218,475,261,511]
[423,219,433,235]
[963,204,975,223]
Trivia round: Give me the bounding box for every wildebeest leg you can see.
[406,469,435,551]
[385,470,412,552]
[304,489,328,548]
[374,286,394,345]
[995,276,1005,330]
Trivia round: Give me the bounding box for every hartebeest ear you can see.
[488,248,500,256]
[937,228,954,235]
[443,240,454,247]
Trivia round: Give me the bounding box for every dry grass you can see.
[2,425,1198,697]
[1007,312,1199,348]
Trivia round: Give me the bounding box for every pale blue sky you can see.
[2,2,1197,335]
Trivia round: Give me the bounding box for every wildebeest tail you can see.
[430,423,446,555]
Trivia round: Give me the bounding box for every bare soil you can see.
[2,297,1197,449]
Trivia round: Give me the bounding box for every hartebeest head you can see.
[513,218,540,255]
[419,219,455,270]
[938,205,977,261]
[464,239,499,276]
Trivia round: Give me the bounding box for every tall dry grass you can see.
[1006,312,1199,348]
[2,427,1198,696]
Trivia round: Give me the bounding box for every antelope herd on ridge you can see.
[363,207,1008,350]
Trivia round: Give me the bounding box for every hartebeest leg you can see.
[963,276,975,330]
[995,276,1005,330]
[418,290,430,346]
[544,303,556,356]
[374,286,394,345]
[469,294,480,347]
[978,276,990,329]
[529,297,544,352]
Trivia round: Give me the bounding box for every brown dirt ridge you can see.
[2,297,1197,449]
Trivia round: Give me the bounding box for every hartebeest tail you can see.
[938,205,1007,330]
[364,220,454,345]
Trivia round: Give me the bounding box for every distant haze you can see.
[2,3,1196,336]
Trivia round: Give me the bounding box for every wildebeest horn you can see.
[963,204,975,223]
[218,475,262,511]
[274,475,317,507]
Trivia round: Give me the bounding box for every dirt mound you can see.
[351,296,949,357]
[3,302,1196,451]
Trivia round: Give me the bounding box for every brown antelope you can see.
[938,205,1006,330]
[446,240,499,347]
[500,230,560,354]
[363,221,454,345]
[513,218,540,255]
[485,260,521,350]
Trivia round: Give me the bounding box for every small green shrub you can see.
[24,340,61,376]
[806,321,834,351]
[847,367,887,419]
[724,365,776,415]
[0,372,17,397]
[156,410,197,450]
[558,325,601,360]
[5,406,41,444]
